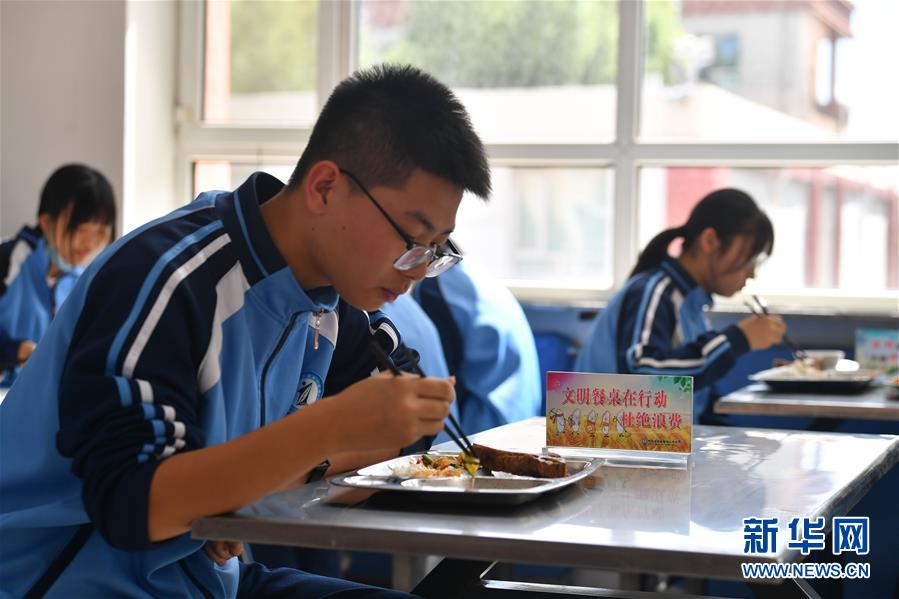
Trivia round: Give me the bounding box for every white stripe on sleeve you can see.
[122,234,231,378]
[4,240,32,287]
[376,321,399,352]
[197,262,250,393]
[635,333,729,369]
[633,277,671,361]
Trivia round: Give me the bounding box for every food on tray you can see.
[389,453,470,478]
[460,451,480,477]
[388,446,569,479]
[772,349,848,375]
[472,444,568,478]
[770,358,827,377]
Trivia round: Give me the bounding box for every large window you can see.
[179,0,898,310]
[639,166,898,294]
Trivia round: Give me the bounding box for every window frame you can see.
[176,0,899,314]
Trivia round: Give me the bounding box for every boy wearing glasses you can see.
[0,65,490,597]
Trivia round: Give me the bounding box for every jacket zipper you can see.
[312,309,324,350]
[259,312,300,426]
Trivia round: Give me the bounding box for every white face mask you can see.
[46,242,76,274]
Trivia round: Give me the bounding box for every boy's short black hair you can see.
[39,164,117,236]
[288,64,491,199]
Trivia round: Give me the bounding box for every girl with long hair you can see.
[0,164,115,376]
[575,188,786,422]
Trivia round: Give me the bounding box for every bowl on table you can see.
[802,350,845,371]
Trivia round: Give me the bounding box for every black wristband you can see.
[306,459,330,483]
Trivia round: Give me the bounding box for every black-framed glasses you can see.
[340,168,462,278]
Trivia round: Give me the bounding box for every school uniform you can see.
[0,172,409,598]
[0,226,41,366]
[0,231,81,380]
[0,224,41,296]
[574,257,750,422]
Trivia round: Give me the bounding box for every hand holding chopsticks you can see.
[743,295,806,359]
[367,342,479,476]
[399,347,478,463]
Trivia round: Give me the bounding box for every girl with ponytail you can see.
[575,188,786,423]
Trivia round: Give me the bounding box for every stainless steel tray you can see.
[330,452,601,506]
[750,365,877,394]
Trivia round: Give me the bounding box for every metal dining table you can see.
[714,383,899,421]
[192,417,898,596]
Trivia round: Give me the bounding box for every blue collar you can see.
[217,172,338,314]
[16,225,42,248]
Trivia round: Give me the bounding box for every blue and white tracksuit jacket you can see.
[0,225,41,296]
[414,262,542,435]
[0,226,81,373]
[574,258,750,422]
[0,172,389,597]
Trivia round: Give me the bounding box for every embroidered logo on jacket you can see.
[295,372,324,408]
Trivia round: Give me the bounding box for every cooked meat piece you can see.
[472,444,568,478]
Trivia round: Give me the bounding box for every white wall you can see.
[123,0,178,233]
[0,0,177,239]
[1,0,125,237]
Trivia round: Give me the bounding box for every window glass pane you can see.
[203,0,319,125]
[641,0,899,141]
[194,163,615,289]
[455,167,614,288]
[639,167,899,293]
[193,161,294,197]
[839,189,891,290]
[358,1,619,143]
